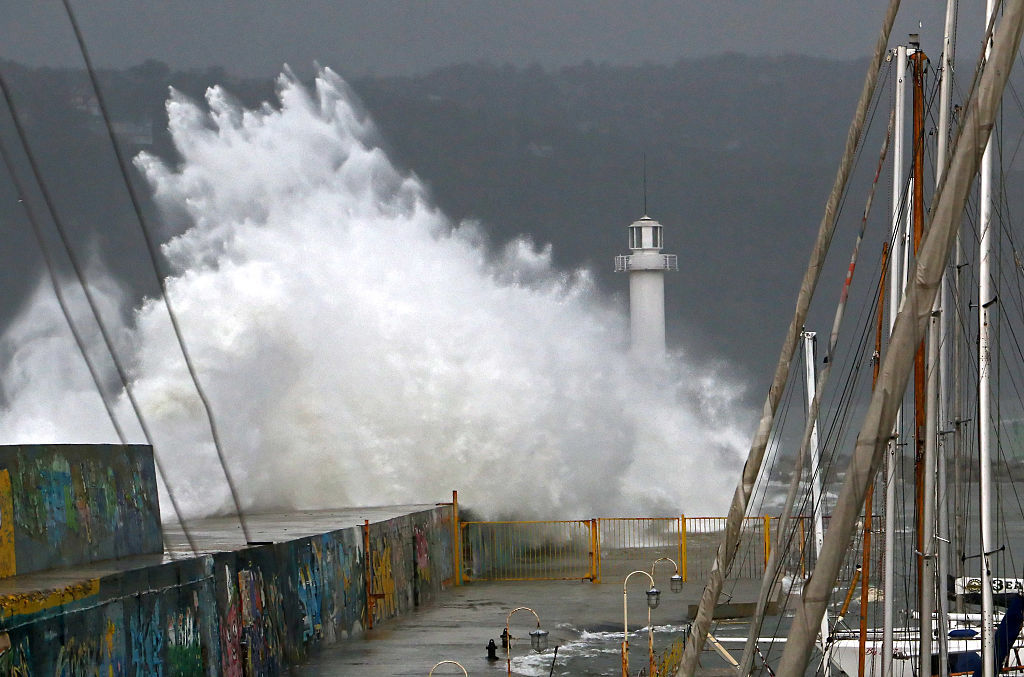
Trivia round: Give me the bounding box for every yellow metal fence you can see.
[460,520,599,582]
[458,515,865,584]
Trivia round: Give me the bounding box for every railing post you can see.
[680,514,688,582]
[594,518,602,583]
[452,490,461,586]
[587,519,595,582]
[363,518,373,629]
[763,515,772,572]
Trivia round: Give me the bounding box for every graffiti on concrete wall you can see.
[0,505,455,674]
[370,540,397,621]
[166,594,204,677]
[430,514,456,586]
[219,563,243,677]
[367,512,455,621]
[414,527,431,584]
[297,540,325,643]
[0,633,31,676]
[129,598,165,674]
[291,532,366,650]
[1,445,161,577]
[238,565,283,674]
[322,532,364,639]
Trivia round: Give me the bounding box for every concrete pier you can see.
[290,575,772,675]
[0,501,458,675]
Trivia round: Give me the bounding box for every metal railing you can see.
[460,520,598,582]
[683,516,772,583]
[456,515,865,585]
[598,517,686,583]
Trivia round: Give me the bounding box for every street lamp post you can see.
[623,570,660,677]
[650,556,684,593]
[505,606,548,676]
[428,660,468,676]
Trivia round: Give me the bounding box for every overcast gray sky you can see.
[2,1,952,78]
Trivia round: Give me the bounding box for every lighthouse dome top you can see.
[628,215,665,251]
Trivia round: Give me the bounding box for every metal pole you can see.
[935,3,958,673]
[883,43,908,677]
[979,3,998,675]
[860,241,887,677]
[803,331,831,676]
[910,39,936,675]
[452,490,461,586]
[622,570,656,677]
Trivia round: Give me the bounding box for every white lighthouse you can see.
[614,215,678,358]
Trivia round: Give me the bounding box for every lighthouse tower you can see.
[614,215,678,358]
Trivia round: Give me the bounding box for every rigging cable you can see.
[741,63,897,673]
[0,134,125,444]
[60,0,252,542]
[0,72,198,555]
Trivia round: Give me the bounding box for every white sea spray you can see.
[0,67,749,520]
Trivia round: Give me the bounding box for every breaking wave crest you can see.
[0,67,748,520]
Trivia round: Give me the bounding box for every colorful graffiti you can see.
[51,615,127,676]
[1,445,161,578]
[220,564,243,677]
[238,566,283,674]
[370,541,397,620]
[414,527,431,584]
[0,633,31,676]
[166,597,204,677]
[291,532,367,649]
[130,599,165,674]
[0,505,455,674]
[297,542,325,643]
[321,533,364,639]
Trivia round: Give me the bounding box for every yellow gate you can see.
[460,520,599,582]
[597,517,686,583]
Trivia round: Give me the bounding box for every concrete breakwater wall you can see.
[0,506,456,675]
[0,444,163,578]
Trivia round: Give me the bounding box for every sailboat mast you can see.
[979,1,997,675]
[910,35,937,673]
[775,1,1024,671]
[883,42,908,677]
[802,331,831,675]
[676,4,904,673]
[859,243,888,677]
[935,1,957,673]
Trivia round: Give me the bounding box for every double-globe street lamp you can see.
[622,559,683,677]
[622,570,660,677]
[504,606,549,676]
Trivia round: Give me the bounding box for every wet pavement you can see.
[288,577,774,676]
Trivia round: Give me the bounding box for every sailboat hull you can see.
[829,630,1024,676]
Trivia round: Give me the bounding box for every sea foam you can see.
[0,67,748,520]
